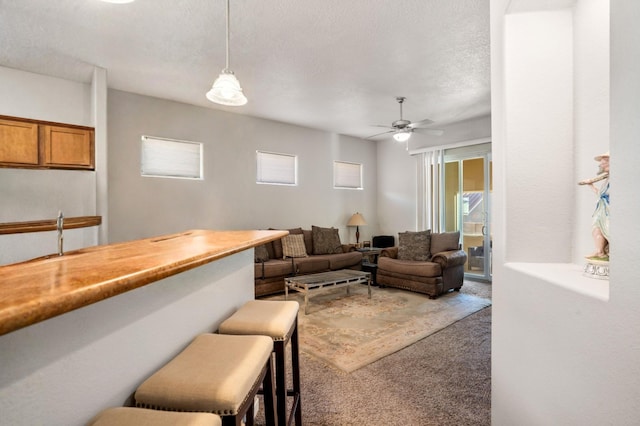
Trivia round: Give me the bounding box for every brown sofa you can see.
[254,227,362,297]
[377,231,467,299]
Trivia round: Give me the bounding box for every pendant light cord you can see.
[225,0,230,70]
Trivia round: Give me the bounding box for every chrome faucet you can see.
[57,211,64,256]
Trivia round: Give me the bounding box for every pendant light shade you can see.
[393,130,412,142]
[206,70,247,106]
[207,0,247,106]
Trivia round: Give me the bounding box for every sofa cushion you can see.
[326,251,362,270]
[257,259,295,279]
[430,231,460,255]
[282,234,308,259]
[254,244,270,262]
[378,256,442,277]
[312,225,343,255]
[270,228,303,259]
[263,241,275,260]
[294,257,330,274]
[397,230,431,261]
[302,229,314,255]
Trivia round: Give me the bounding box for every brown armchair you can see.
[377,231,467,299]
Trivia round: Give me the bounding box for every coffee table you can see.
[284,269,371,314]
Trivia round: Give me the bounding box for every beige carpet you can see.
[270,284,491,373]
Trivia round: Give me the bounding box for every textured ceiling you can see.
[0,0,490,142]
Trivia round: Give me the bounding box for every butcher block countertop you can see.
[0,229,287,336]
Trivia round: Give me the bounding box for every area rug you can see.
[269,285,491,373]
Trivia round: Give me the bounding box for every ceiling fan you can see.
[367,97,444,142]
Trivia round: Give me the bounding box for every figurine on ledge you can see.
[578,151,610,263]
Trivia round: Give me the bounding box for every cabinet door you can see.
[0,118,39,165]
[41,125,94,169]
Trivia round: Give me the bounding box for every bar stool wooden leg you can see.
[290,317,302,426]
[274,339,287,425]
[261,354,277,426]
[218,300,302,426]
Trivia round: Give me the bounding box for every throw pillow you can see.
[397,230,432,261]
[430,231,461,255]
[312,225,343,255]
[270,227,303,259]
[254,244,270,263]
[281,234,308,259]
[302,229,314,255]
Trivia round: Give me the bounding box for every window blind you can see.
[141,136,202,179]
[256,151,297,185]
[334,161,362,189]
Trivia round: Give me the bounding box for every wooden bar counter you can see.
[0,229,287,336]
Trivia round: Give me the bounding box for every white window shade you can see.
[334,161,363,189]
[141,136,202,179]
[257,151,297,185]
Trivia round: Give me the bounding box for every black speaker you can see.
[372,235,395,248]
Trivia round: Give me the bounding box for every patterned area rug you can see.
[270,285,492,373]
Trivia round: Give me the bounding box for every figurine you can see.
[578,152,610,261]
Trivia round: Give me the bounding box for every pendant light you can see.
[393,130,411,142]
[206,0,247,106]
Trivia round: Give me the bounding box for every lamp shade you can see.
[347,212,367,227]
[206,70,247,106]
[393,130,411,142]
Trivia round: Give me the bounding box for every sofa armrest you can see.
[342,244,357,253]
[380,246,399,259]
[431,249,468,269]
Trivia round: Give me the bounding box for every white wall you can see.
[0,251,254,426]
[107,90,378,245]
[504,9,575,263]
[0,66,92,125]
[408,114,492,151]
[0,67,378,263]
[0,169,97,262]
[0,66,98,264]
[573,0,610,264]
[491,0,640,424]
[376,138,418,236]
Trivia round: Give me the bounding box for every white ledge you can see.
[505,262,610,302]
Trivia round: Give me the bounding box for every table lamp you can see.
[347,212,367,245]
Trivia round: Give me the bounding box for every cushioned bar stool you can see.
[87,407,222,426]
[134,333,277,426]
[219,300,302,426]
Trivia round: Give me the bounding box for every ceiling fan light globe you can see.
[393,131,411,142]
[206,70,247,106]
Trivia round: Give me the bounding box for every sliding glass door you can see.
[443,144,492,281]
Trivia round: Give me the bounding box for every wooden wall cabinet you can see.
[0,118,39,166]
[0,116,94,170]
[41,125,94,169]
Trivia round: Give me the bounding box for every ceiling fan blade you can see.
[407,118,435,129]
[413,128,444,136]
[370,124,395,129]
[366,129,395,139]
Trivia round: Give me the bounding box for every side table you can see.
[357,247,383,264]
[361,261,378,286]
